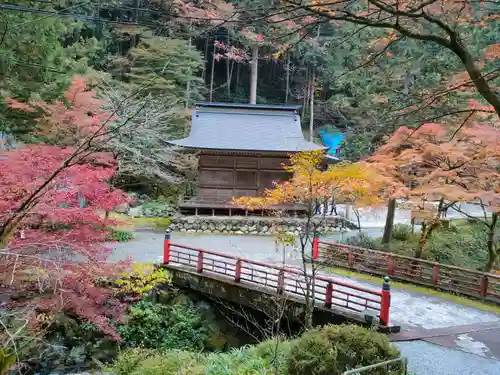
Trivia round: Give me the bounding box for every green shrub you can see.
[287,325,401,375]
[342,232,381,250]
[424,224,488,268]
[106,228,135,242]
[141,201,177,218]
[109,348,205,375]
[109,327,400,375]
[117,300,212,351]
[391,224,414,242]
[109,340,291,375]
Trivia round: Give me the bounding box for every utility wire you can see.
[0,3,231,38]
[0,3,151,26]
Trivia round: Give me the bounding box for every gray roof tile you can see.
[168,104,325,152]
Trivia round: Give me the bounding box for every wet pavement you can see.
[425,327,500,361]
[107,230,500,371]
[396,340,500,375]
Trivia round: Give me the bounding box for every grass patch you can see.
[106,228,135,242]
[107,212,172,231]
[322,265,500,315]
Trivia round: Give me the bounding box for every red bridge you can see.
[162,233,396,332]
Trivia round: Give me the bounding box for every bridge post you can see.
[197,251,204,273]
[347,252,354,267]
[380,276,391,326]
[163,229,171,264]
[235,259,242,282]
[324,281,333,308]
[433,263,439,284]
[480,275,488,297]
[312,237,319,259]
[387,254,394,276]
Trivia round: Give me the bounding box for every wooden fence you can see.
[163,233,392,326]
[315,240,500,304]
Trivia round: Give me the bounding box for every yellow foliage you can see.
[233,151,386,210]
[115,263,171,296]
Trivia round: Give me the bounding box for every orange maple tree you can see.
[370,121,500,269]
[235,150,386,215]
[234,150,387,327]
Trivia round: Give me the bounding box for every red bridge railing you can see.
[313,240,500,304]
[163,232,391,326]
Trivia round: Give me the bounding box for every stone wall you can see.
[168,215,356,235]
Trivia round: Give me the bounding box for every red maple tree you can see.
[1,77,131,339]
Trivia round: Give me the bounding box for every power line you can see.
[0,3,230,38]
[0,3,150,26]
[0,0,238,38]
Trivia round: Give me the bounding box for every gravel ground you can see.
[395,341,500,375]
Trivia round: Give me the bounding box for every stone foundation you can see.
[168,215,356,235]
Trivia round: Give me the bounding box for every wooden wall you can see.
[198,153,291,202]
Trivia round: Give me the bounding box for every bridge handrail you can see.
[315,240,500,304]
[342,357,408,375]
[163,234,391,326]
[171,243,382,297]
[318,241,499,276]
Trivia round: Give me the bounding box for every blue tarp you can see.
[319,130,344,155]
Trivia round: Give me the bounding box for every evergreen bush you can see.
[287,325,401,375]
[117,300,212,351]
[342,232,382,250]
[391,224,414,242]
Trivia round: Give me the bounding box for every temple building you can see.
[168,102,325,215]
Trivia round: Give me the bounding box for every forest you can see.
[0,0,499,374]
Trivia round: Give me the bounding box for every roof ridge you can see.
[197,108,298,118]
[196,101,302,111]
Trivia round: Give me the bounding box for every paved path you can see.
[395,341,500,375]
[108,231,500,373]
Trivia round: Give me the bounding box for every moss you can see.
[323,266,500,315]
[204,331,228,351]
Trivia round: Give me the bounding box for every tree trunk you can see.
[249,45,258,104]
[202,37,209,82]
[185,32,192,108]
[308,69,315,142]
[226,32,231,99]
[301,200,316,329]
[236,61,240,88]
[353,208,361,232]
[416,219,439,258]
[209,40,216,102]
[381,198,396,249]
[484,212,498,272]
[285,54,290,104]
[302,67,309,120]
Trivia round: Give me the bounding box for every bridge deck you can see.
[163,242,398,331]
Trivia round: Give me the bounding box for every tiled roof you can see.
[168,102,325,152]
